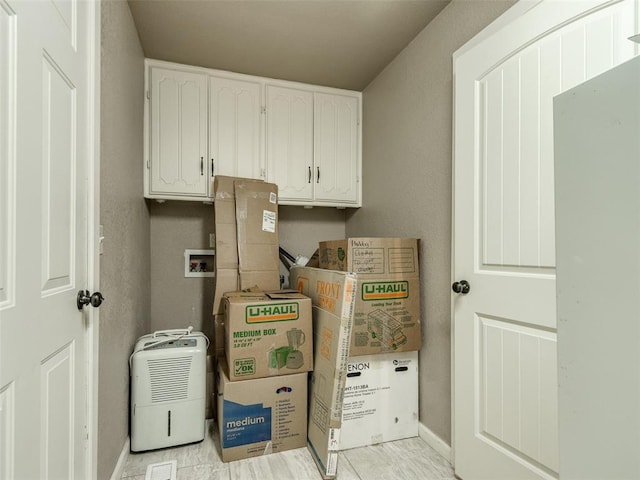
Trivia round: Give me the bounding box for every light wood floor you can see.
[120,421,455,479]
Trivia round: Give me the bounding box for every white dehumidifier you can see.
[130,328,208,452]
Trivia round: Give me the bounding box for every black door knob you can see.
[452,280,470,294]
[77,290,105,310]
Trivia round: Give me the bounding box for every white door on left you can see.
[0,0,97,478]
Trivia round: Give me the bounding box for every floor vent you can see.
[144,460,177,480]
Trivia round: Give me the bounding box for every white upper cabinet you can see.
[209,76,262,180]
[144,59,361,206]
[266,86,361,206]
[148,66,208,198]
[266,85,314,202]
[314,92,360,204]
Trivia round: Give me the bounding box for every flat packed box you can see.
[216,359,307,462]
[290,266,358,479]
[235,179,280,291]
[212,176,245,314]
[319,238,421,356]
[340,351,419,450]
[224,290,312,381]
[307,305,356,479]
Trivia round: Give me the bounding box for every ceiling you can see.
[127,0,451,91]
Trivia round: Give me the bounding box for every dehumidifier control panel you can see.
[143,338,197,350]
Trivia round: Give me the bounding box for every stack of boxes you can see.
[291,237,421,451]
[211,182,419,472]
[212,176,312,462]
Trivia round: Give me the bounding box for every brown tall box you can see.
[235,179,280,291]
[318,238,421,356]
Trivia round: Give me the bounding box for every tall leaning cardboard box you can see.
[235,179,280,291]
[318,238,421,356]
[290,266,357,479]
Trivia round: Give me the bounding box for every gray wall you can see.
[347,0,515,445]
[149,204,346,334]
[99,1,148,478]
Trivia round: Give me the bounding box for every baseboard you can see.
[418,422,452,464]
[109,436,130,480]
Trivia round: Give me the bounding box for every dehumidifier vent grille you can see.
[147,356,193,403]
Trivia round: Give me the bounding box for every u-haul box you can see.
[318,238,421,356]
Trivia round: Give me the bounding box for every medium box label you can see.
[222,400,271,448]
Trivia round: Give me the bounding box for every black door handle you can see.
[452,280,470,294]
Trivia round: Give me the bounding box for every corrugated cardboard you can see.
[212,268,239,316]
[212,176,240,315]
[235,180,280,291]
[213,176,243,270]
[307,305,356,480]
[318,238,421,356]
[290,266,357,479]
[340,351,419,450]
[223,290,313,381]
[216,359,307,462]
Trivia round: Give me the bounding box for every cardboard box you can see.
[213,176,244,270]
[340,351,418,450]
[318,238,421,356]
[216,359,307,462]
[307,305,356,480]
[212,176,241,314]
[289,267,358,478]
[235,179,280,291]
[224,290,313,381]
[213,314,225,357]
[212,268,239,316]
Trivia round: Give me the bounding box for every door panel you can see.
[453,0,638,478]
[150,68,207,196]
[0,0,95,478]
[210,76,262,179]
[0,0,15,310]
[42,54,75,294]
[266,85,314,201]
[314,92,359,203]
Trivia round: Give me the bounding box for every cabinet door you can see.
[266,85,314,202]
[209,76,262,179]
[314,92,359,203]
[149,67,208,196]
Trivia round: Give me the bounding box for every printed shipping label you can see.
[262,210,276,233]
[327,428,341,451]
[326,452,338,476]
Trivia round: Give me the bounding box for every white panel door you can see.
[266,85,314,202]
[314,92,359,204]
[452,0,639,478]
[0,0,97,478]
[209,75,262,180]
[150,67,208,196]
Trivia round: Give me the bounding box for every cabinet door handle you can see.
[211,158,214,177]
[308,166,312,183]
[317,166,320,183]
[200,157,204,175]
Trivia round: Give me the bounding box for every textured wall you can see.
[99,1,148,478]
[148,203,346,334]
[347,0,515,445]
[149,201,216,338]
